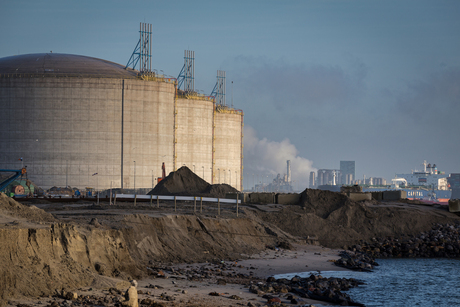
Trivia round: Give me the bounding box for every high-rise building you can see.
[340,161,355,185]
[309,171,316,188]
[317,169,341,186]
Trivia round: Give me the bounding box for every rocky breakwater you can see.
[147,260,264,286]
[334,250,378,272]
[352,223,460,258]
[249,274,364,306]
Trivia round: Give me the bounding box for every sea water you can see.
[275,258,460,306]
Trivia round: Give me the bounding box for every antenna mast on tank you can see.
[177,50,195,92]
[210,70,226,106]
[125,22,152,74]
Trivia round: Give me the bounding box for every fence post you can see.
[174,196,176,212]
[200,197,203,213]
[150,194,153,205]
[194,197,196,213]
[218,198,220,215]
[157,196,159,208]
[114,194,117,206]
[134,194,137,206]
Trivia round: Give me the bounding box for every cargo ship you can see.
[364,161,452,203]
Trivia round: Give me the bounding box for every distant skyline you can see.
[1,0,459,189]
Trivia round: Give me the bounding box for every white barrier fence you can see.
[111,194,241,216]
[114,194,241,204]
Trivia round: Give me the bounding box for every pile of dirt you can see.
[148,166,238,198]
[254,188,460,248]
[0,192,56,223]
[202,183,238,198]
[340,185,363,193]
[298,188,353,219]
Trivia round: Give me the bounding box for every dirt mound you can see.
[148,166,239,197]
[298,188,352,219]
[254,188,460,248]
[148,166,210,196]
[203,183,238,198]
[0,192,56,223]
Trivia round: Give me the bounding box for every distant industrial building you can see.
[309,171,315,188]
[340,161,355,185]
[316,169,342,186]
[362,177,387,186]
[310,160,354,188]
[253,160,293,192]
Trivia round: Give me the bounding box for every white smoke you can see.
[243,126,316,191]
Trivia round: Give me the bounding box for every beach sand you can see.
[133,244,347,306]
[6,244,347,307]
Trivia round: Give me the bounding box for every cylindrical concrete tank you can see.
[213,107,243,190]
[175,96,214,183]
[0,53,244,192]
[0,53,175,190]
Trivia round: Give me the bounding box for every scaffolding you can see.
[177,50,195,92]
[210,70,226,106]
[125,22,152,74]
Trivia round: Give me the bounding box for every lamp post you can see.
[235,170,237,189]
[90,172,99,204]
[91,172,98,202]
[97,175,99,205]
[133,161,136,206]
[110,181,112,205]
[65,159,68,188]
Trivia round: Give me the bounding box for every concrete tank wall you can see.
[0,73,243,192]
[175,97,214,183]
[0,76,175,191]
[213,110,243,190]
[122,79,175,190]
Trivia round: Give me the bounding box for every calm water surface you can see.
[276,258,460,306]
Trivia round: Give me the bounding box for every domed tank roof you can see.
[0,53,138,78]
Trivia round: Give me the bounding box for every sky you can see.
[1,0,459,190]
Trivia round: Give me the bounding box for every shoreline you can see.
[135,244,351,306]
[5,244,350,307]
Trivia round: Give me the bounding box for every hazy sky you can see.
[1,0,459,189]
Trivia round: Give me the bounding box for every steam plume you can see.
[243,126,316,191]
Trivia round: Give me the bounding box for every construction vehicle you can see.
[0,167,27,195]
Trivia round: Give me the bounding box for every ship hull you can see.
[364,187,452,202]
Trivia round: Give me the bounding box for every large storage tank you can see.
[213,106,244,189]
[175,95,214,184]
[0,53,243,191]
